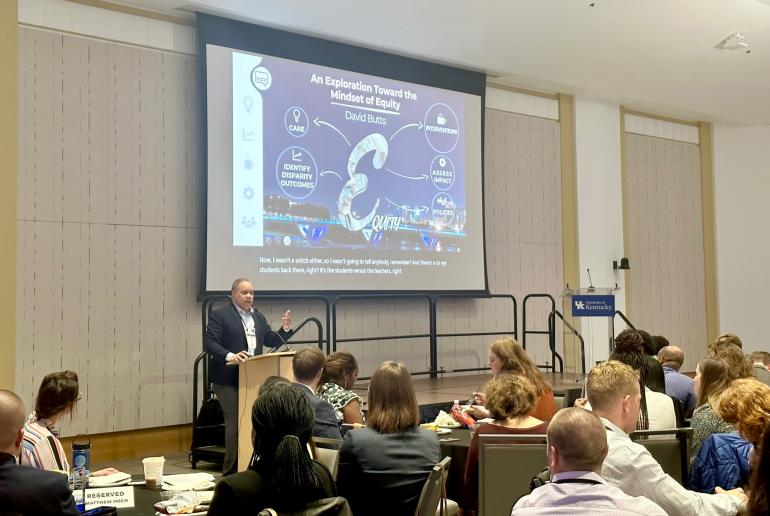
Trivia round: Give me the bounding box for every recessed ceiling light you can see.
[715,33,750,52]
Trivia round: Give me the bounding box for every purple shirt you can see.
[663,365,696,416]
[512,471,666,515]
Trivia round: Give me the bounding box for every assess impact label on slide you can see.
[232,51,467,254]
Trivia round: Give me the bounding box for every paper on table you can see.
[89,471,132,486]
[161,473,216,491]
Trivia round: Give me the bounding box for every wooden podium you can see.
[235,351,296,471]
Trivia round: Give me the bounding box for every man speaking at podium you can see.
[204,277,294,475]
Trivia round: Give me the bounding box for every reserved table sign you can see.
[84,486,135,509]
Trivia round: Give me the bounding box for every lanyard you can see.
[553,478,603,485]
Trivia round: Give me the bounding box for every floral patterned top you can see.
[318,382,364,423]
[690,403,735,465]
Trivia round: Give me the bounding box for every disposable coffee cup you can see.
[142,456,165,489]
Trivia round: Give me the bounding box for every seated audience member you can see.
[0,389,79,515]
[259,375,290,395]
[610,330,675,430]
[658,345,697,417]
[20,370,79,471]
[715,378,770,447]
[208,383,336,515]
[636,329,657,357]
[511,407,666,515]
[691,358,736,465]
[587,360,746,515]
[749,351,770,387]
[688,432,752,494]
[708,333,743,356]
[652,335,670,355]
[468,337,557,422]
[21,370,115,476]
[637,330,668,393]
[292,347,342,440]
[464,373,548,512]
[318,351,364,425]
[712,344,753,381]
[734,402,770,514]
[337,361,439,516]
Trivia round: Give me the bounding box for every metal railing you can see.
[522,293,557,370]
[611,310,636,350]
[548,310,585,373]
[331,293,518,379]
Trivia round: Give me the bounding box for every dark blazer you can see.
[337,426,440,516]
[0,452,79,516]
[294,383,343,440]
[207,459,335,516]
[204,303,293,387]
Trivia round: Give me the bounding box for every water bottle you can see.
[71,435,91,490]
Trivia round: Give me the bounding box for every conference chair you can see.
[414,457,459,516]
[311,436,344,480]
[478,434,548,516]
[630,427,693,485]
[257,496,353,516]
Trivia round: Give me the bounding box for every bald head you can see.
[547,407,608,474]
[658,345,684,370]
[0,390,26,453]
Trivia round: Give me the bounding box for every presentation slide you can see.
[204,38,486,293]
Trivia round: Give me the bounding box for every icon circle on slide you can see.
[423,103,460,154]
[429,155,455,191]
[284,106,309,137]
[275,146,318,200]
[431,192,456,227]
[250,66,272,91]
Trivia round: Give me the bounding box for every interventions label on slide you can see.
[232,50,468,256]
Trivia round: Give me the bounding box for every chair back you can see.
[630,427,692,485]
[414,457,451,516]
[257,496,352,516]
[314,447,340,480]
[478,434,547,516]
[311,437,343,479]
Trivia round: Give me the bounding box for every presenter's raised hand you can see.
[282,309,293,331]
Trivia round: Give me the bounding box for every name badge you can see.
[84,486,135,509]
[245,327,257,355]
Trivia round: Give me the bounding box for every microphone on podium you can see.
[264,314,291,354]
[586,268,595,292]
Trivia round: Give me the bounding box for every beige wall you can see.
[623,133,707,369]
[16,28,202,434]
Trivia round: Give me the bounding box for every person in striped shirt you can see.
[20,370,80,472]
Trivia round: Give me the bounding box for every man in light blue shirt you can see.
[657,345,696,416]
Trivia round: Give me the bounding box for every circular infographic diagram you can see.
[275,146,318,200]
[424,103,460,154]
[429,155,455,191]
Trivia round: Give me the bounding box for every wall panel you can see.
[17,27,201,434]
[623,133,706,369]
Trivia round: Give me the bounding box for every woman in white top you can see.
[644,387,677,430]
